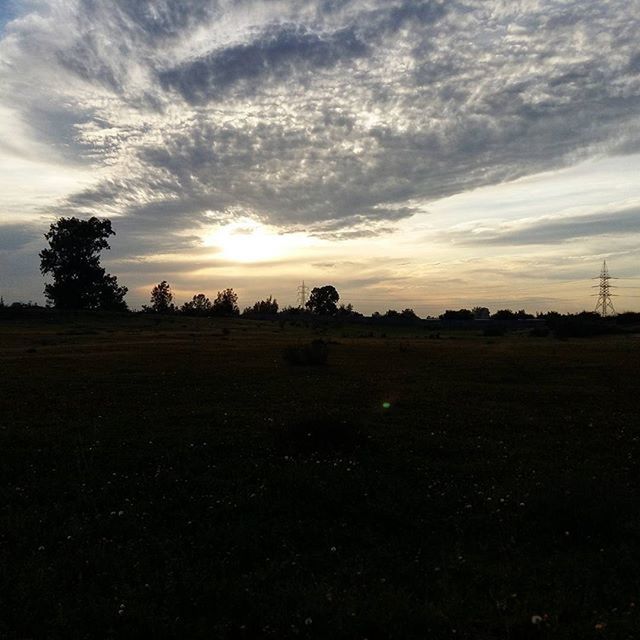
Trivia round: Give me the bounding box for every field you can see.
[1,314,640,638]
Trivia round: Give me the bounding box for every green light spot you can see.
[382,402,391,409]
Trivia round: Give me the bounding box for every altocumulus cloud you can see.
[1,0,640,257]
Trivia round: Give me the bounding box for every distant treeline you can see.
[2,216,638,338]
[3,296,639,338]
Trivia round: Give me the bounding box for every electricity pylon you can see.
[593,260,616,317]
[297,281,309,308]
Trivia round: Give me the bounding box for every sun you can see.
[202,218,314,263]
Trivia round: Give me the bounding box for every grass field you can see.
[1,314,640,638]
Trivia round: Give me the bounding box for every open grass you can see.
[1,314,640,638]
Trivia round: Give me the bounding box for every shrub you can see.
[283,339,329,365]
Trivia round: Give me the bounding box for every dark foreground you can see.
[1,315,639,639]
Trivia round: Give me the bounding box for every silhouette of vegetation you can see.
[336,303,360,318]
[472,306,490,319]
[616,311,640,326]
[306,285,339,315]
[181,293,212,316]
[441,309,474,321]
[145,281,175,313]
[243,295,279,316]
[39,217,127,310]
[547,311,612,338]
[283,339,329,365]
[212,288,240,316]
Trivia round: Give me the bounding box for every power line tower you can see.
[297,281,309,308]
[593,260,616,317]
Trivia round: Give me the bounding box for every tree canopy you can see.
[148,281,175,313]
[181,293,212,316]
[306,285,340,315]
[39,217,127,310]
[212,288,240,316]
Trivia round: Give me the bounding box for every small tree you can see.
[39,216,127,310]
[336,303,355,317]
[148,281,175,313]
[212,288,239,316]
[181,293,212,316]
[306,285,339,315]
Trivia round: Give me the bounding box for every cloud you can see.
[0,0,639,261]
[159,24,369,103]
[0,224,40,251]
[442,205,640,246]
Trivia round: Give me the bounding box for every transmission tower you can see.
[297,281,309,308]
[593,260,616,317]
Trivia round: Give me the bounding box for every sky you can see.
[1,0,639,315]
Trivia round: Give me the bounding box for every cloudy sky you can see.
[1,0,639,314]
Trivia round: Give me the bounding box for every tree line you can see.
[5,216,631,324]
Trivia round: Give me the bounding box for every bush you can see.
[283,339,329,365]
[550,313,611,339]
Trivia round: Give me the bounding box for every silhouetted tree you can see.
[336,303,360,317]
[401,308,418,319]
[212,288,239,316]
[39,217,127,310]
[472,306,490,319]
[492,309,515,321]
[147,281,175,313]
[181,293,212,315]
[306,285,339,315]
[280,305,306,315]
[440,309,474,321]
[243,295,278,315]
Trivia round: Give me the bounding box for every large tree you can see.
[39,217,128,310]
[306,285,339,315]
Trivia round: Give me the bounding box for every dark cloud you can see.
[159,24,368,103]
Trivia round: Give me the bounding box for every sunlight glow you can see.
[202,218,316,263]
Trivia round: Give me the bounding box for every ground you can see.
[1,314,639,638]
